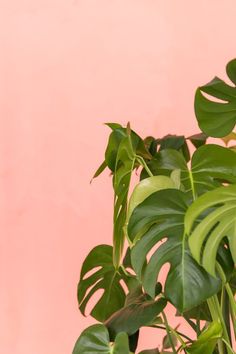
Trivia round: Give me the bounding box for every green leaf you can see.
[194,59,236,137]
[187,133,207,148]
[153,144,236,196]
[102,123,152,267]
[127,176,176,222]
[105,285,167,339]
[129,189,221,312]
[186,322,222,354]
[72,324,130,354]
[112,128,138,267]
[91,160,107,181]
[113,332,131,354]
[77,245,127,322]
[185,184,236,276]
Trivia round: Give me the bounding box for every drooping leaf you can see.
[194,58,236,137]
[105,285,166,339]
[72,324,130,354]
[129,189,221,312]
[185,184,236,276]
[77,245,127,322]
[186,322,222,354]
[101,123,152,267]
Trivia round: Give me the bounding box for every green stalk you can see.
[216,263,236,338]
[213,295,232,354]
[225,283,236,337]
[207,297,225,354]
[135,155,153,177]
[162,311,177,354]
[150,325,193,343]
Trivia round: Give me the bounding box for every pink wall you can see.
[1,1,236,353]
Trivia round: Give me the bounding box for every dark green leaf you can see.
[129,189,221,312]
[77,245,127,322]
[91,160,107,181]
[187,133,207,148]
[105,285,167,339]
[72,324,130,354]
[194,59,236,137]
[153,144,236,196]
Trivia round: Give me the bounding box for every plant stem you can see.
[213,295,232,354]
[182,315,198,333]
[162,311,177,354]
[136,155,153,177]
[207,297,225,354]
[225,283,236,338]
[150,325,193,343]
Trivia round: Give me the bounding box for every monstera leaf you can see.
[151,144,236,196]
[72,324,130,354]
[77,245,128,322]
[128,189,221,312]
[105,285,166,339]
[185,184,236,276]
[194,58,236,137]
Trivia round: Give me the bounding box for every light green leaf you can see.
[194,59,236,137]
[127,176,176,221]
[77,245,127,322]
[129,189,221,312]
[72,324,130,354]
[186,322,222,354]
[185,184,236,276]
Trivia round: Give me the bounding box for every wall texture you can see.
[0,1,236,353]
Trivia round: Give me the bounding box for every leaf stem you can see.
[162,311,177,354]
[150,325,193,343]
[135,155,153,177]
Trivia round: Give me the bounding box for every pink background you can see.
[0,1,236,353]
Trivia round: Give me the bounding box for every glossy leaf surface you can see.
[185,184,236,275]
[129,189,221,312]
[194,59,236,137]
[72,324,130,354]
[105,285,166,338]
[77,245,127,322]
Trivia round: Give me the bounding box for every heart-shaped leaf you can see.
[128,189,221,312]
[77,245,127,322]
[194,58,236,137]
[185,184,236,276]
[72,324,130,354]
